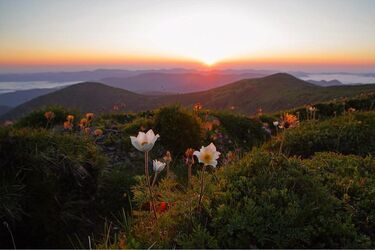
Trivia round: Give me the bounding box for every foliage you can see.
[266,111,375,157]
[15,105,79,129]
[0,127,106,248]
[211,150,372,248]
[305,152,375,242]
[154,105,203,155]
[212,111,270,151]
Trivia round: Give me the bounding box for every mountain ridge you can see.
[3,73,375,120]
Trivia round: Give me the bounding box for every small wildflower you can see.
[44,111,55,121]
[84,127,91,134]
[63,121,73,130]
[273,121,279,127]
[85,112,94,122]
[348,107,356,113]
[94,128,103,137]
[66,115,74,123]
[281,113,299,129]
[158,201,168,213]
[193,103,202,111]
[202,121,214,131]
[153,160,166,173]
[226,151,236,163]
[130,129,160,152]
[185,148,195,165]
[79,118,88,129]
[194,143,221,168]
[163,151,172,164]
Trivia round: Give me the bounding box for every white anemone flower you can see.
[193,143,221,168]
[153,160,166,173]
[130,129,160,152]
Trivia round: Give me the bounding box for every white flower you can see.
[153,160,166,173]
[273,121,279,127]
[193,143,221,167]
[130,129,160,152]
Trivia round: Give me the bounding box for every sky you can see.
[0,0,375,73]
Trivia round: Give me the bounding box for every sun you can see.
[201,57,218,66]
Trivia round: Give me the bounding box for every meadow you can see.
[0,92,375,249]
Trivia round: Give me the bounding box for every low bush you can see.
[15,105,78,129]
[269,111,375,157]
[211,150,371,248]
[154,105,203,155]
[0,127,106,248]
[212,111,269,151]
[306,152,375,242]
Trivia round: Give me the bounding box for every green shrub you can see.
[211,149,372,248]
[15,105,79,129]
[306,152,375,243]
[154,105,203,155]
[273,111,375,157]
[270,92,375,122]
[0,127,106,248]
[213,111,269,151]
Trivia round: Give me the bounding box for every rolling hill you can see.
[101,72,266,93]
[2,73,375,120]
[0,88,58,107]
[0,105,12,116]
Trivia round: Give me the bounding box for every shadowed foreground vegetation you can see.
[0,94,374,248]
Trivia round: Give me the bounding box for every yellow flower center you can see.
[141,141,148,146]
[202,152,212,163]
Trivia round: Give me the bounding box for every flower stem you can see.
[166,162,170,178]
[145,151,158,221]
[279,135,284,155]
[198,165,206,212]
[151,172,158,187]
[188,163,192,188]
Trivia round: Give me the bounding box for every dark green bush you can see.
[306,152,375,243]
[211,149,372,248]
[213,111,270,151]
[275,111,375,157]
[270,92,375,122]
[0,127,106,248]
[154,105,203,155]
[15,105,79,129]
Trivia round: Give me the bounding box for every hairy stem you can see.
[145,151,158,221]
[151,172,158,187]
[198,165,206,212]
[188,163,192,188]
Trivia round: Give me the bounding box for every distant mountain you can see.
[0,68,273,83]
[0,105,11,116]
[3,73,375,120]
[1,82,153,120]
[307,79,344,86]
[101,72,266,93]
[0,88,58,107]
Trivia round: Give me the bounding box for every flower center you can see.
[141,140,149,146]
[202,152,212,163]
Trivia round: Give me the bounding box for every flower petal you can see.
[130,136,142,151]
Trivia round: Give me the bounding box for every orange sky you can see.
[1,0,374,72]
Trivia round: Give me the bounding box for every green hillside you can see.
[1,93,375,248]
[2,73,375,120]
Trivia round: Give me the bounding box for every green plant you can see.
[154,105,203,155]
[15,105,79,129]
[0,126,106,248]
[211,149,371,248]
[268,111,375,157]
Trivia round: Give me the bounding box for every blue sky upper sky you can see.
[0,0,374,72]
